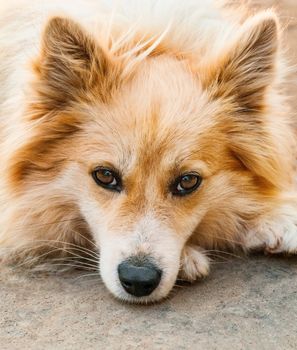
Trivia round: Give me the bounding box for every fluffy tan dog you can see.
[0,0,297,303]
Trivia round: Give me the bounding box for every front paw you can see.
[179,245,210,282]
[265,223,297,254]
[245,215,297,255]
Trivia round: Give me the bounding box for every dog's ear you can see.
[203,11,279,113]
[202,12,293,188]
[33,17,114,109]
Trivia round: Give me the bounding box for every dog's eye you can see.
[172,173,202,196]
[92,167,122,192]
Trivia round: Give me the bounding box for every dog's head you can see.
[9,12,294,302]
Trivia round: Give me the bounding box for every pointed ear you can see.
[201,12,293,188]
[203,11,279,112]
[34,17,113,109]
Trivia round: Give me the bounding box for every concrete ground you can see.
[1,1,297,349]
[1,256,297,350]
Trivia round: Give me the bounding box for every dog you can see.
[0,0,297,303]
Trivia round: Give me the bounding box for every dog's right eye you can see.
[92,167,122,192]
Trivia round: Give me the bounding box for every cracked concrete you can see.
[1,1,297,349]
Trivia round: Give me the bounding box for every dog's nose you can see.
[118,261,162,297]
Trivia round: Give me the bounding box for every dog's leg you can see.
[179,245,210,281]
[245,204,297,254]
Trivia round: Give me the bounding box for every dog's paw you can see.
[264,235,284,254]
[265,223,297,255]
[245,213,297,255]
[179,245,210,282]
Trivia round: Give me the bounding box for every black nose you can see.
[118,260,162,297]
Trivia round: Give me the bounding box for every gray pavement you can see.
[1,256,297,349]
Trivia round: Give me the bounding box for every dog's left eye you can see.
[92,167,122,192]
[171,173,202,196]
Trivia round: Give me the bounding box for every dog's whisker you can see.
[207,235,245,246]
[45,263,97,271]
[23,239,99,259]
[203,250,245,260]
[73,272,101,282]
[8,217,85,229]
[47,257,99,269]
[204,254,230,262]
[68,229,97,249]
[0,232,98,259]
[55,256,99,265]
[210,260,230,265]
[11,247,76,270]
[11,243,99,270]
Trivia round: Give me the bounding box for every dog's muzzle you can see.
[118,257,162,297]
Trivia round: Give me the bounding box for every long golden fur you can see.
[1,0,297,303]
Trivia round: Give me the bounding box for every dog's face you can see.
[71,57,231,302]
[10,13,293,302]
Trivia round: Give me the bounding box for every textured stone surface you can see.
[1,1,297,349]
[1,256,297,349]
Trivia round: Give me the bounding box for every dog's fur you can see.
[1,0,297,303]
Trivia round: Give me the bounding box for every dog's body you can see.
[1,0,297,302]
